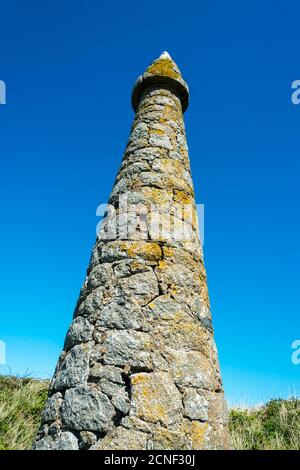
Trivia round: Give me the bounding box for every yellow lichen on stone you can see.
[126,242,162,261]
[180,146,189,160]
[159,117,168,125]
[170,286,177,296]
[131,374,148,386]
[91,427,148,450]
[132,381,168,423]
[151,426,187,450]
[150,128,165,135]
[140,187,173,205]
[154,158,184,177]
[130,372,182,427]
[173,311,189,322]
[143,340,152,351]
[167,247,202,272]
[163,104,182,121]
[118,240,133,253]
[184,421,210,449]
[162,246,174,258]
[146,58,181,80]
[147,173,192,195]
[130,260,146,272]
[174,190,194,205]
[157,260,168,270]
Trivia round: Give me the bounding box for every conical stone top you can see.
[132,51,189,113]
[33,53,230,451]
[158,51,172,59]
[145,51,182,79]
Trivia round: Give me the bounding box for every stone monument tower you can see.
[33,52,230,450]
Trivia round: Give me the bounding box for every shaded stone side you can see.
[33,54,230,450]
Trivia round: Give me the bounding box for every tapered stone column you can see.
[33,52,230,450]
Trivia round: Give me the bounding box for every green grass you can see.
[0,375,49,450]
[229,398,300,450]
[0,375,299,450]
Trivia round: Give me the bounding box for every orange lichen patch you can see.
[143,340,152,351]
[154,158,184,176]
[130,260,147,272]
[159,117,168,125]
[184,421,210,449]
[145,58,181,80]
[131,374,147,386]
[118,241,132,253]
[166,248,203,273]
[150,128,165,135]
[132,381,168,422]
[163,104,182,121]
[157,260,168,270]
[170,286,177,296]
[102,240,133,258]
[130,372,182,426]
[140,187,173,205]
[152,426,186,449]
[174,190,194,206]
[162,246,174,258]
[141,173,192,195]
[167,175,193,194]
[180,146,189,161]
[126,242,162,261]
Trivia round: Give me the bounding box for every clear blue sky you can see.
[0,0,299,405]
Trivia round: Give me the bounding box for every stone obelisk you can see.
[33,52,230,450]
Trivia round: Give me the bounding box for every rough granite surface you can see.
[33,52,230,450]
